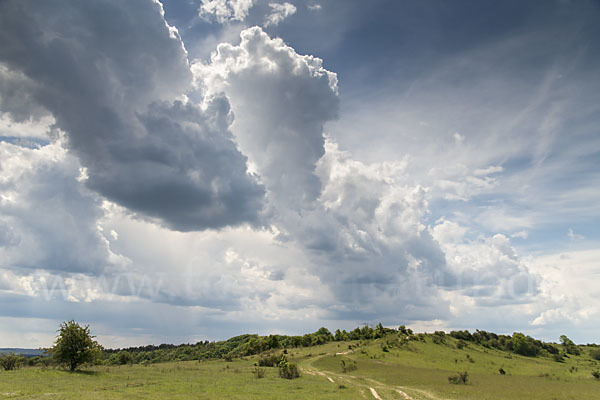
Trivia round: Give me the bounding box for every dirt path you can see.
[369,387,382,399]
[299,352,449,400]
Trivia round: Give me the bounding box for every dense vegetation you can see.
[16,321,600,371]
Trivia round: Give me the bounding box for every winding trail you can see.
[369,387,382,399]
[299,352,449,400]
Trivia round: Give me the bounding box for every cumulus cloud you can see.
[0,0,264,231]
[199,0,255,23]
[195,26,338,210]
[264,2,297,27]
[193,26,540,323]
[432,220,537,304]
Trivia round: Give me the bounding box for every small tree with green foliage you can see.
[560,335,581,356]
[51,320,103,371]
[278,358,300,379]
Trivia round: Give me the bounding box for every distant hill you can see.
[0,348,45,357]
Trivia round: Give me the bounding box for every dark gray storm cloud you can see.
[0,0,264,231]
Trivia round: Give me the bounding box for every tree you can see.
[559,335,581,355]
[51,320,103,371]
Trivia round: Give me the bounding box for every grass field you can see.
[1,335,599,399]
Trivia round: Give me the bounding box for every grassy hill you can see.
[1,327,600,399]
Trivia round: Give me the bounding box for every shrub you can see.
[0,353,25,371]
[117,351,134,365]
[592,370,600,380]
[432,331,446,344]
[499,368,506,375]
[448,371,469,384]
[512,333,539,357]
[258,353,283,367]
[278,359,300,379]
[340,359,357,373]
[590,349,600,361]
[560,335,581,356]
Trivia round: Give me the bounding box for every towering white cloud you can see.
[195,26,338,210]
[0,0,264,231]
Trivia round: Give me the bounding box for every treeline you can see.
[446,329,583,361]
[10,323,596,369]
[101,324,399,365]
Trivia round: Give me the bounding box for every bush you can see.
[340,359,357,373]
[258,353,283,367]
[560,335,581,356]
[499,368,506,375]
[448,371,469,384]
[590,349,600,361]
[116,351,134,365]
[512,333,539,357]
[432,331,446,344]
[278,359,300,379]
[592,370,600,380]
[0,353,25,371]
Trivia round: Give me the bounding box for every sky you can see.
[0,0,599,348]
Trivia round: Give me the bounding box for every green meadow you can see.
[2,332,600,399]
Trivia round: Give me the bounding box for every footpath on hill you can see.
[298,351,448,400]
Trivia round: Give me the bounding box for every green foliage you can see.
[398,325,413,335]
[116,351,134,365]
[589,349,600,361]
[51,320,103,371]
[592,370,600,380]
[100,324,398,365]
[0,352,25,370]
[512,333,540,357]
[432,331,446,344]
[448,371,469,384]
[560,335,581,356]
[258,353,284,367]
[340,358,357,373]
[277,358,299,379]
